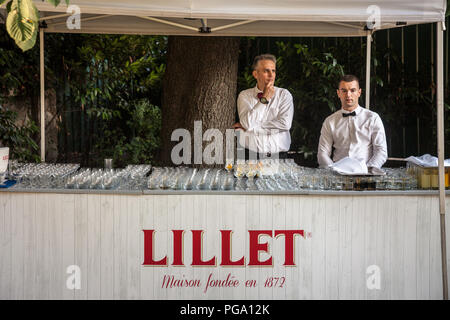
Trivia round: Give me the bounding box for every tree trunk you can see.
[160,36,240,166]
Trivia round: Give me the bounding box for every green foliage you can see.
[274,41,344,162]
[46,0,70,6]
[0,28,40,98]
[0,105,39,162]
[92,99,161,167]
[0,30,166,166]
[0,28,42,161]
[3,0,68,51]
[237,67,256,90]
[367,32,440,158]
[57,34,167,166]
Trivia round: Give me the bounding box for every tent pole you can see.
[365,33,372,109]
[51,14,111,27]
[211,20,256,32]
[416,25,419,74]
[39,13,71,21]
[138,16,198,32]
[387,30,390,84]
[416,25,420,154]
[436,21,448,300]
[446,17,449,89]
[40,27,45,162]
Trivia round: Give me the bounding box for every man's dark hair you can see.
[252,54,277,70]
[337,74,360,88]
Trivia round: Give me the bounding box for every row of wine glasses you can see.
[295,167,417,191]
[226,160,418,191]
[118,165,152,190]
[65,165,152,190]
[147,167,235,190]
[9,162,80,188]
[65,168,120,189]
[5,161,418,192]
[8,162,153,190]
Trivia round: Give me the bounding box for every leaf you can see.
[6,0,12,12]
[6,0,39,51]
[15,26,37,51]
[46,0,61,7]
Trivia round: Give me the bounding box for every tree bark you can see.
[160,36,240,166]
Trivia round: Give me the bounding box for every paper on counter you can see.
[405,154,450,167]
[330,157,368,175]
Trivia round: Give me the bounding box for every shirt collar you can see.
[341,105,362,116]
[254,85,263,95]
[254,85,278,97]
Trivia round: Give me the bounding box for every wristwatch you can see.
[259,96,269,104]
[257,92,269,104]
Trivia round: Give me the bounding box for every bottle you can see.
[420,168,431,190]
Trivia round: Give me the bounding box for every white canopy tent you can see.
[1,0,448,298]
[33,0,445,27]
[29,0,445,39]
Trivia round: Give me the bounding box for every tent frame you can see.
[36,11,447,300]
[437,21,448,300]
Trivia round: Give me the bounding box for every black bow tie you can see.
[342,111,356,117]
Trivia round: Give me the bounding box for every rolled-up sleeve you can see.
[251,91,294,135]
[317,119,334,168]
[237,92,265,132]
[366,115,388,168]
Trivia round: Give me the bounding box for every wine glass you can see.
[225,159,234,172]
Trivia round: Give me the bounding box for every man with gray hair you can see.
[232,54,294,159]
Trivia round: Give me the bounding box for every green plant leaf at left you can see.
[45,0,70,7]
[6,0,40,52]
[46,0,61,7]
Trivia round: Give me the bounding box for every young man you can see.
[317,74,387,169]
[232,54,294,159]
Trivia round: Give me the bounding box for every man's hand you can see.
[232,122,246,131]
[368,166,385,175]
[262,79,275,100]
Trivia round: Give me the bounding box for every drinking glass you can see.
[225,159,233,173]
[221,172,235,190]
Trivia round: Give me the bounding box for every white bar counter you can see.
[0,188,449,300]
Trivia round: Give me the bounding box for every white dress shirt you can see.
[237,86,294,153]
[317,105,388,168]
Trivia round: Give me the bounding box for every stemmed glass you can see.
[209,169,222,190]
[147,167,163,189]
[225,159,233,173]
[234,161,247,190]
[221,171,235,190]
[246,161,258,190]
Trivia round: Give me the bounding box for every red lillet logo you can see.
[142,229,305,267]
